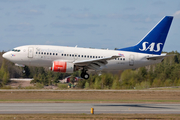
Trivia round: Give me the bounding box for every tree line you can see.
[1,51,180,89]
[77,51,180,89]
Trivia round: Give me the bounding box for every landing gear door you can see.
[129,55,134,66]
[28,47,33,58]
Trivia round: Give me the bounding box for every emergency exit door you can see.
[74,53,78,61]
[28,47,33,58]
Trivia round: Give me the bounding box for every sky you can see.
[0,0,180,52]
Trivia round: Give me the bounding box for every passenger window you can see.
[72,54,74,57]
[84,55,86,58]
[90,56,92,58]
[70,54,71,57]
[120,58,122,60]
[101,56,103,58]
[64,54,66,56]
[81,55,83,57]
[39,52,40,54]
[47,53,49,55]
[44,52,46,55]
[123,58,125,60]
[75,55,77,57]
[67,54,69,56]
[78,55,80,57]
[36,52,38,54]
[87,56,89,58]
[93,56,95,58]
[62,54,63,56]
[41,52,43,54]
[50,53,52,55]
[56,53,58,56]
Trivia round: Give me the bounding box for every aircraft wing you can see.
[146,53,174,60]
[73,55,120,70]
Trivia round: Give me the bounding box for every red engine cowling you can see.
[50,61,74,73]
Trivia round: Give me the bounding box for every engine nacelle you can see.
[50,61,74,73]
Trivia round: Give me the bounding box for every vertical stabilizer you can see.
[118,16,173,55]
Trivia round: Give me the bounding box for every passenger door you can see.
[129,54,134,66]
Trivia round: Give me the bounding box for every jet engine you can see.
[50,61,74,73]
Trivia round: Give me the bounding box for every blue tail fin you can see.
[117,16,173,55]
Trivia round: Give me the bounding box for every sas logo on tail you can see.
[139,42,163,52]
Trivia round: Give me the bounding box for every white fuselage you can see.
[3,45,162,72]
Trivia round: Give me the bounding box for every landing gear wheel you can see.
[81,72,85,78]
[81,72,89,79]
[22,70,25,73]
[84,73,89,79]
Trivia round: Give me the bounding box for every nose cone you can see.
[2,52,10,60]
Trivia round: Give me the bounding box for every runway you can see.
[0,103,180,114]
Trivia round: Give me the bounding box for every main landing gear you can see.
[81,69,89,79]
[22,69,26,73]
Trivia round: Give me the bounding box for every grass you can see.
[0,114,180,120]
[0,90,180,103]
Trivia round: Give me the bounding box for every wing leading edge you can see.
[74,55,121,70]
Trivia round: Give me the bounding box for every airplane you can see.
[2,16,173,79]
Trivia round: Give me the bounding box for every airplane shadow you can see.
[94,104,173,109]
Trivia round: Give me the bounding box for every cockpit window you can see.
[12,49,20,52]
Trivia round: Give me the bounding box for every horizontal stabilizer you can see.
[146,53,174,60]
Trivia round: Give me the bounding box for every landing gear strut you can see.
[81,69,89,79]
